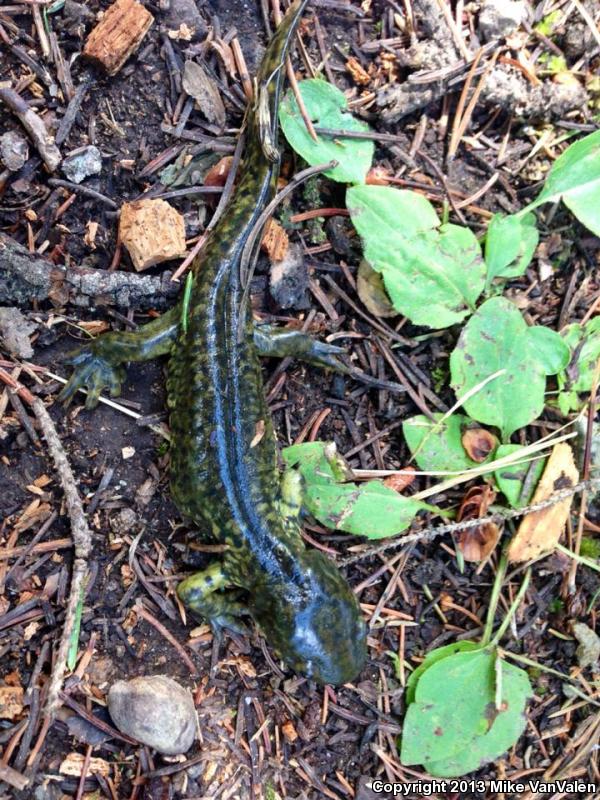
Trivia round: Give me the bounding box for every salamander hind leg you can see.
[253,324,350,373]
[177,561,250,636]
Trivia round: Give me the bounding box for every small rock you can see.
[269,242,310,310]
[0,307,36,358]
[63,0,95,36]
[109,507,140,536]
[0,131,29,171]
[573,622,600,669]
[62,145,102,183]
[108,675,197,755]
[164,0,207,40]
[479,0,529,40]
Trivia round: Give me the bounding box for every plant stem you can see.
[557,542,600,574]
[481,551,508,646]
[489,567,531,649]
[501,649,573,681]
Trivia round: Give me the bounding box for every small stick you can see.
[134,600,199,675]
[231,37,254,101]
[239,159,337,290]
[27,395,92,720]
[0,765,29,791]
[340,477,600,567]
[170,130,246,282]
[271,0,318,141]
[0,537,72,561]
[46,178,118,209]
[0,86,61,171]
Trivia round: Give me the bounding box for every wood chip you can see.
[261,219,289,263]
[346,57,371,86]
[0,685,24,719]
[83,0,154,77]
[507,443,579,563]
[119,199,186,271]
[59,752,111,777]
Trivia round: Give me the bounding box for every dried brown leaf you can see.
[383,467,416,493]
[182,60,226,127]
[356,259,396,318]
[204,156,233,189]
[507,442,579,563]
[461,427,498,463]
[456,484,501,562]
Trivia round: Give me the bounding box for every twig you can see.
[170,131,246,282]
[0,765,29,791]
[134,600,199,675]
[27,396,92,720]
[340,477,600,567]
[0,86,61,171]
[239,159,337,290]
[46,178,118,209]
[271,0,318,141]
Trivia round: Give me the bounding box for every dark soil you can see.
[1,0,599,798]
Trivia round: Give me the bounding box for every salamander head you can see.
[255,550,367,685]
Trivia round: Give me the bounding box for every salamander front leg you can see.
[59,304,181,408]
[177,561,250,636]
[253,324,349,373]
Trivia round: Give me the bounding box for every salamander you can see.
[60,0,367,685]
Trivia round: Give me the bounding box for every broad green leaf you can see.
[302,480,426,538]
[401,650,496,764]
[279,79,374,184]
[527,326,570,374]
[403,413,494,472]
[558,317,600,413]
[423,659,531,777]
[347,185,486,328]
[450,297,566,440]
[524,129,600,236]
[282,441,430,538]
[283,441,350,484]
[406,641,482,705]
[484,213,539,286]
[493,444,546,508]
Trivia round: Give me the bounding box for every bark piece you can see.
[0,232,179,309]
[83,0,154,76]
[119,199,186,271]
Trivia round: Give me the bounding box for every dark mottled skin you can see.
[60,0,367,686]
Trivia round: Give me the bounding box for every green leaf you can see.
[282,441,430,538]
[403,413,494,472]
[524,129,600,236]
[450,297,565,440]
[484,213,539,286]
[279,79,374,184]
[493,444,546,508]
[558,317,600,412]
[401,650,496,765]
[527,326,571,374]
[423,659,531,777]
[347,185,486,328]
[406,641,482,705]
